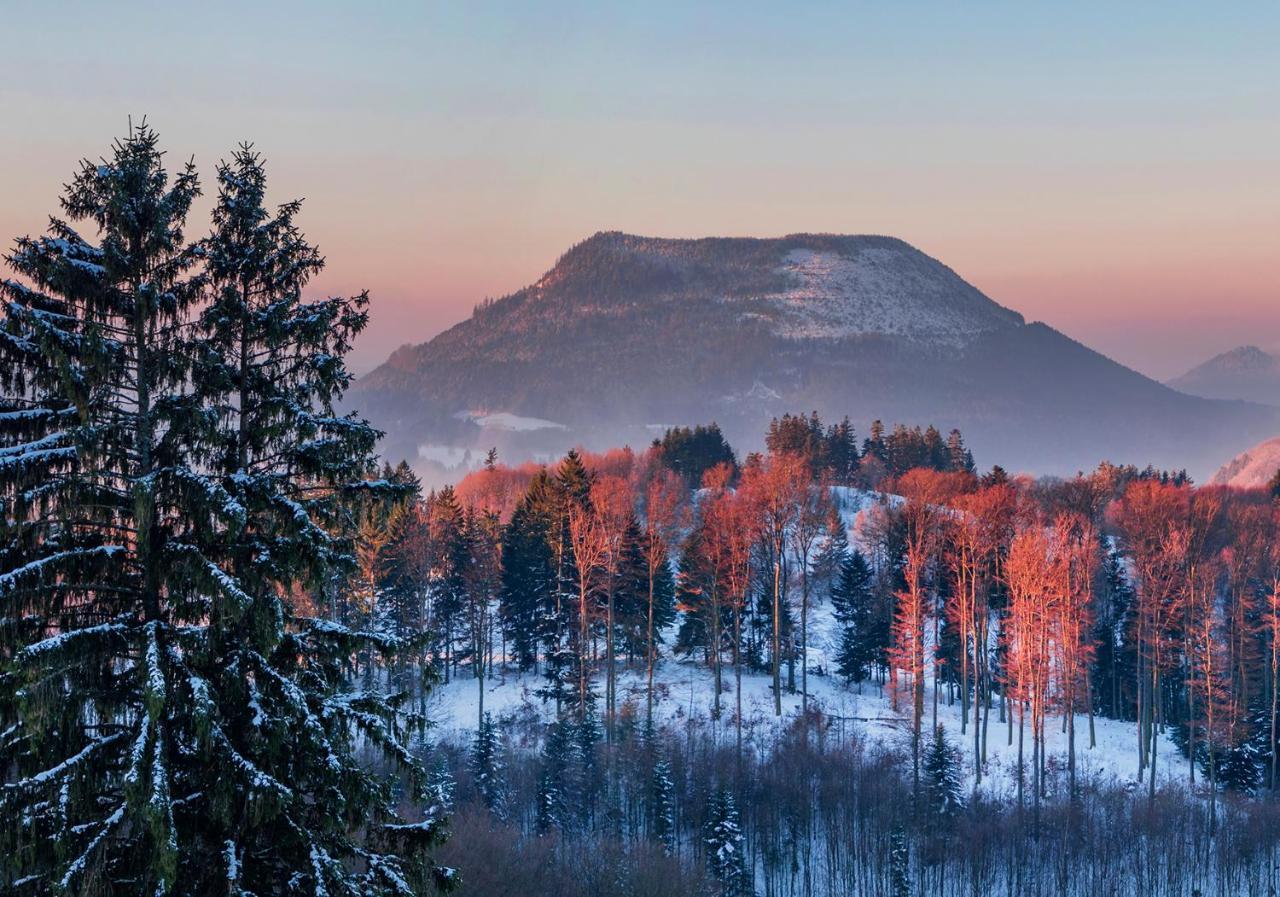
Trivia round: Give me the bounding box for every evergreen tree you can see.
[675,522,718,657]
[981,465,1009,488]
[888,824,911,897]
[923,425,947,471]
[427,486,470,679]
[616,516,674,662]
[556,448,593,505]
[500,475,557,671]
[704,790,749,897]
[1215,739,1261,794]
[827,416,860,484]
[575,709,604,827]
[650,758,677,856]
[862,419,887,465]
[470,712,506,816]
[832,549,877,683]
[427,754,456,815]
[923,726,966,817]
[945,428,976,474]
[1,129,449,894]
[535,717,577,834]
[656,423,736,487]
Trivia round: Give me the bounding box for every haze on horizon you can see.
[2,1,1276,381]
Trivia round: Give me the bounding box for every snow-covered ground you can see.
[428,588,1183,802]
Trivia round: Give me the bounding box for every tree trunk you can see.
[647,564,657,727]
[772,550,782,717]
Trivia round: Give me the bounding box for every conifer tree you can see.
[811,506,849,606]
[0,129,450,895]
[704,790,749,897]
[470,712,506,816]
[832,548,878,684]
[427,755,456,815]
[650,758,677,856]
[535,717,576,834]
[946,428,976,474]
[888,824,911,897]
[923,726,966,817]
[499,482,553,670]
[194,143,448,893]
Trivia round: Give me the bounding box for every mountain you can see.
[1166,345,1280,405]
[352,232,1280,482]
[1209,435,1280,488]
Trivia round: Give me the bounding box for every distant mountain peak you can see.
[1167,345,1280,405]
[1196,344,1274,371]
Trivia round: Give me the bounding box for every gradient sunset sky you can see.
[3,2,1276,379]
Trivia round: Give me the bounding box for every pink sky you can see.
[2,3,1276,381]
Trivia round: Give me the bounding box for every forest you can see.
[4,126,1280,897]
[351,410,1280,896]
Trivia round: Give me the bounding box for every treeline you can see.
[651,415,975,490]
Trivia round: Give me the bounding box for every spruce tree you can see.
[650,758,677,856]
[499,494,551,670]
[535,718,575,834]
[888,824,911,897]
[704,790,749,897]
[945,428,975,474]
[0,129,449,894]
[427,754,456,815]
[811,507,849,608]
[470,712,506,816]
[923,725,966,817]
[0,123,206,895]
[832,548,877,684]
[196,144,447,892]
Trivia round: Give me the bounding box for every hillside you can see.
[1167,345,1280,405]
[1210,434,1280,488]
[352,232,1279,481]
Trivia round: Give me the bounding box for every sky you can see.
[1,2,1276,380]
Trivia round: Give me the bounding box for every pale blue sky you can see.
[2,2,1277,377]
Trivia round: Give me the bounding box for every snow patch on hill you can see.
[455,411,567,432]
[722,246,1020,348]
[1210,435,1280,488]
